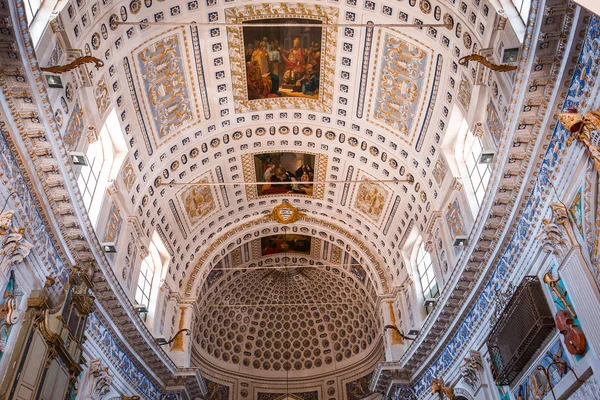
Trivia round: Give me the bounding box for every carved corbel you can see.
[537,203,579,260]
[88,359,113,399]
[460,350,483,390]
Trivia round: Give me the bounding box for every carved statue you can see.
[558,107,600,172]
[538,203,578,260]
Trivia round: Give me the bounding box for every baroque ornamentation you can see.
[134,31,198,144]
[351,176,391,225]
[0,210,15,235]
[0,225,33,272]
[459,350,483,390]
[88,359,113,399]
[368,32,433,144]
[265,201,305,224]
[559,107,600,172]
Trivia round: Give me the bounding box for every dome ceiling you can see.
[192,265,380,376]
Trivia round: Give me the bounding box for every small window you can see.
[510,0,531,22]
[443,106,493,214]
[416,242,439,300]
[134,231,169,325]
[463,130,492,209]
[78,141,104,214]
[76,109,127,226]
[25,0,43,24]
[135,255,154,308]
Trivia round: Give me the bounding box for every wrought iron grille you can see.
[487,276,555,385]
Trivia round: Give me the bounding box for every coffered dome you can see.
[192,264,380,376]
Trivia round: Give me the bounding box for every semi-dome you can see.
[192,264,380,377]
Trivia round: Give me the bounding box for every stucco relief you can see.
[176,172,219,230]
[368,31,433,144]
[63,101,84,151]
[94,76,111,117]
[350,171,391,226]
[133,30,200,146]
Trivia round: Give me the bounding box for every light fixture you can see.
[453,236,468,247]
[502,47,520,63]
[155,337,168,346]
[407,329,420,336]
[155,329,191,346]
[69,152,88,166]
[101,242,117,253]
[134,304,148,313]
[478,150,495,164]
[45,74,63,88]
[424,298,437,308]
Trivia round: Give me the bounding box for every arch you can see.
[185,213,392,297]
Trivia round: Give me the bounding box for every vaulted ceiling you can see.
[48,0,510,384]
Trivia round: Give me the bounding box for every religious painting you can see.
[243,18,322,100]
[254,152,315,196]
[261,234,311,256]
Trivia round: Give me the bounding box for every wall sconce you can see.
[479,150,495,164]
[69,152,88,166]
[156,328,191,346]
[101,242,117,253]
[424,298,438,308]
[431,378,454,400]
[453,236,468,247]
[45,74,63,88]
